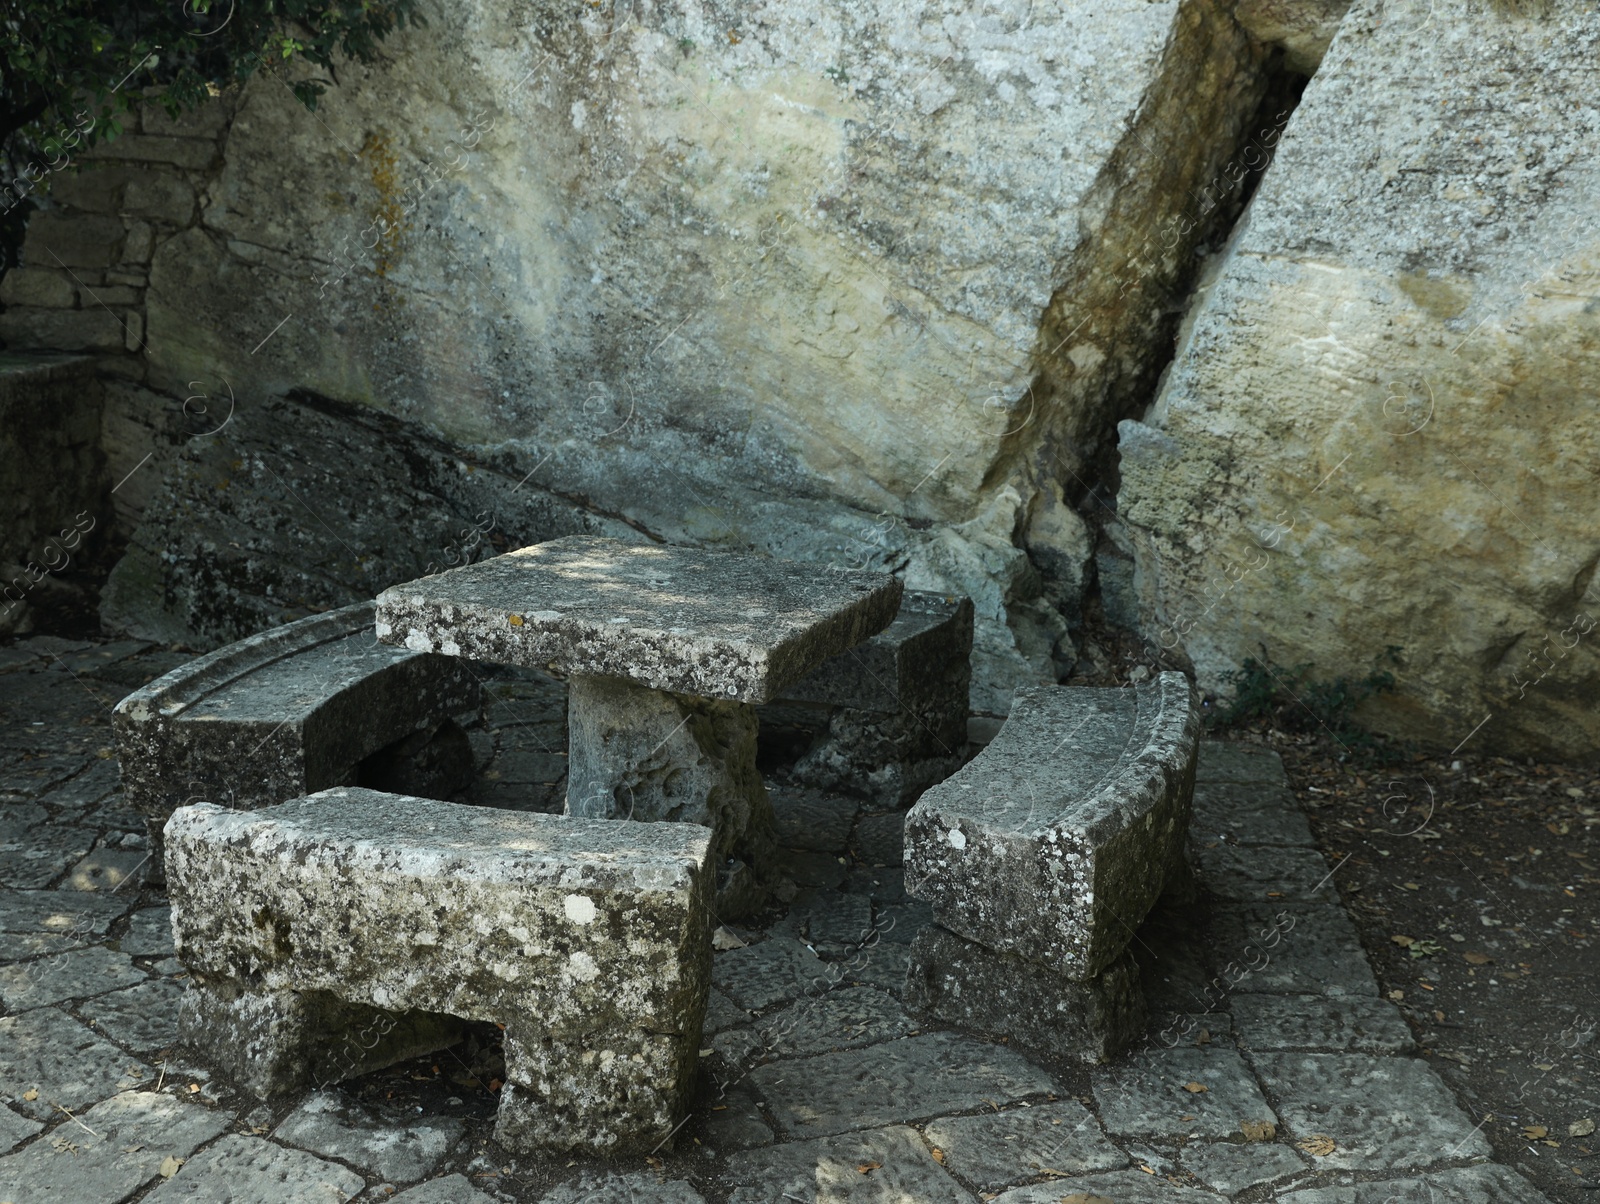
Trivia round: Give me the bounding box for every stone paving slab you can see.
[0,1090,228,1204]
[994,1168,1222,1203]
[0,944,145,1010]
[1274,1163,1556,1203]
[713,938,828,1011]
[274,1090,463,1182]
[1250,1052,1492,1170]
[724,1125,972,1204]
[771,789,860,853]
[853,812,905,867]
[1231,994,1415,1052]
[785,890,876,952]
[541,1170,707,1202]
[833,941,911,997]
[0,1106,41,1155]
[701,1079,773,1151]
[118,904,175,956]
[79,975,184,1051]
[1210,904,1378,997]
[146,1132,365,1202]
[1191,843,1335,901]
[1092,1046,1277,1139]
[1191,781,1317,847]
[0,1007,151,1120]
[61,843,150,891]
[921,1101,1127,1191]
[704,988,749,1034]
[0,889,129,959]
[375,536,903,704]
[1181,1139,1308,1193]
[1194,743,1286,785]
[751,1031,1054,1139]
[391,1174,496,1203]
[0,823,96,889]
[753,986,915,1058]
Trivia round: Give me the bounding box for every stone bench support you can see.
[166,787,715,1154]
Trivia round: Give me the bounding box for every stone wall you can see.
[0,0,1276,713]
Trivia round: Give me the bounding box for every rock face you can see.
[1115,0,1600,758]
[130,0,1270,711]
[166,788,715,1154]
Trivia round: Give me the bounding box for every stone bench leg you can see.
[566,674,775,886]
[498,1018,699,1154]
[178,979,468,1099]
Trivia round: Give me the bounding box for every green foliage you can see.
[1208,646,1405,755]
[1,0,426,157]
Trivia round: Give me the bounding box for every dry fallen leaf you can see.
[1298,1135,1337,1157]
[158,1156,184,1178]
[1241,1119,1277,1142]
[1570,1119,1596,1137]
[1183,1081,1208,1093]
[856,1161,882,1174]
[1391,935,1415,947]
[1464,952,1493,965]
[930,1147,946,1165]
[21,1089,38,1102]
[1059,1195,1114,1204]
[1523,1125,1549,1139]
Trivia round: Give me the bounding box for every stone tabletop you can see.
[374,537,902,704]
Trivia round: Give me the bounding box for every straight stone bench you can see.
[112,603,478,875]
[768,590,973,806]
[166,787,715,1154]
[375,536,901,908]
[903,671,1200,1060]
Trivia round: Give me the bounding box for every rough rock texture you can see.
[99,390,638,650]
[904,672,1200,978]
[904,924,1147,1063]
[112,602,478,869]
[777,591,973,805]
[130,0,1271,712]
[1115,0,1600,758]
[165,788,715,1153]
[376,536,902,704]
[1234,0,1352,72]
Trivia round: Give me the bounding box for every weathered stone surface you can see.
[725,1125,971,1204]
[754,986,913,1059]
[1092,1046,1277,1139]
[1191,781,1316,848]
[704,989,748,1035]
[118,905,175,957]
[0,945,145,1011]
[0,1007,151,1120]
[391,1175,496,1204]
[1115,0,1600,759]
[1235,0,1352,72]
[751,1031,1054,1138]
[542,1171,707,1203]
[145,1133,363,1202]
[167,788,713,1153]
[0,889,129,959]
[80,976,185,1051]
[1196,742,1286,785]
[99,392,636,650]
[904,925,1146,1064]
[113,602,478,865]
[905,673,1199,978]
[1231,994,1414,1053]
[713,938,827,1012]
[781,593,972,805]
[1249,1052,1492,1169]
[0,1090,228,1204]
[770,787,859,853]
[921,1102,1126,1191]
[1275,1164,1558,1204]
[785,890,875,953]
[377,536,901,705]
[0,1107,41,1155]
[0,268,76,308]
[1181,1139,1308,1195]
[852,812,905,867]
[1192,842,1335,901]
[274,1090,462,1182]
[21,213,126,267]
[995,1169,1222,1204]
[62,843,150,891]
[566,672,772,865]
[1211,903,1378,997]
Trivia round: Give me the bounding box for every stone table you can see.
[374,537,902,893]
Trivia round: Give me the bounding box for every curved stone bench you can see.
[167,787,714,1155]
[903,671,1200,1060]
[112,602,479,873]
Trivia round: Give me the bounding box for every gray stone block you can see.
[779,593,973,806]
[166,788,714,1154]
[905,673,1200,979]
[391,1176,496,1204]
[0,888,128,959]
[375,536,901,704]
[542,1171,706,1203]
[1092,1046,1277,1140]
[1231,993,1415,1053]
[1181,1140,1308,1194]
[1249,1052,1492,1170]
[0,1107,41,1155]
[0,1007,151,1120]
[1274,1164,1558,1204]
[724,1124,973,1204]
[1196,741,1286,785]
[1192,842,1336,901]
[750,1031,1055,1138]
[22,213,127,267]
[80,976,184,1051]
[769,786,859,853]
[921,1101,1127,1190]
[143,1134,363,1202]
[1191,780,1316,847]
[904,924,1147,1064]
[1211,903,1378,998]
[0,1090,228,1204]
[0,945,145,1010]
[274,1090,462,1182]
[0,267,75,307]
[713,937,827,1011]
[995,1169,1222,1203]
[113,602,478,871]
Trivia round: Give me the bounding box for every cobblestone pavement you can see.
[0,637,1561,1202]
